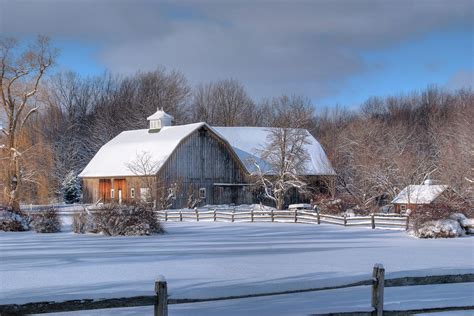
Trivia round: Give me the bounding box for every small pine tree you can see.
[62,170,81,204]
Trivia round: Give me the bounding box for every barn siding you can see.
[81,126,334,208]
[158,126,252,208]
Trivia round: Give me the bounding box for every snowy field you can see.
[1,222,473,314]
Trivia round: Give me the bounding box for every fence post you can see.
[271,210,275,222]
[317,211,320,224]
[294,210,298,223]
[232,210,235,222]
[343,214,347,226]
[251,210,254,222]
[214,209,217,222]
[405,215,410,231]
[371,213,375,229]
[179,211,182,222]
[155,277,168,316]
[371,264,385,316]
[195,207,199,222]
[165,211,168,222]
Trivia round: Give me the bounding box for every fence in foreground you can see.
[1,265,472,315]
[156,208,410,230]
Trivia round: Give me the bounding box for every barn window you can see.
[400,205,407,212]
[199,187,206,199]
[111,189,115,199]
[130,188,135,199]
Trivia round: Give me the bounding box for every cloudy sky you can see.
[1,0,473,107]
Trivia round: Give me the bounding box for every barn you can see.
[79,109,335,208]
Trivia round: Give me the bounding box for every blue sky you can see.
[319,29,474,107]
[1,0,473,108]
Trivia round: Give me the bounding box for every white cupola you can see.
[147,108,174,132]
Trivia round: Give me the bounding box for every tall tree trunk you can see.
[6,134,20,211]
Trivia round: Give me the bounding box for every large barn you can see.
[79,109,335,208]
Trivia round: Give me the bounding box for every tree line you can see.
[1,36,472,210]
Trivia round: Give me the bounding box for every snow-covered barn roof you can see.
[391,184,449,204]
[79,123,335,178]
[214,127,335,176]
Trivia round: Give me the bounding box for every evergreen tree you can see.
[62,170,81,204]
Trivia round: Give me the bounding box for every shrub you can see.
[409,201,474,238]
[32,208,61,233]
[413,219,465,238]
[313,193,369,216]
[92,203,163,236]
[0,207,30,232]
[72,208,98,234]
[409,202,469,231]
[450,213,474,234]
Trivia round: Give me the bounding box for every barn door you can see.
[114,179,127,203]
[99,179,112,202]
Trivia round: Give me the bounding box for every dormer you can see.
[147,108,174,133]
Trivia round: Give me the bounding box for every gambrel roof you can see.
[79,123,335,178]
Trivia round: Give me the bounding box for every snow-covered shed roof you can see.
[79,123,335,178]
[391,184,449,204]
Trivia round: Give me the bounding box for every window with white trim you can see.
[199,187,206,199]
[111,189,115,199]
[130,188,135,199]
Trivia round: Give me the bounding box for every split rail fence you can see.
[1,265,472,315]
[156,208,410,230]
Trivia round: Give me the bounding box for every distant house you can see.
[79,109,336,208]
[391,180,452,213]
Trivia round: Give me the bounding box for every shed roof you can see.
[79,123,335,178]
[391,184,449,204]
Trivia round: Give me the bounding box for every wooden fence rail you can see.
[1,267,472,315]
[156,209,410,230]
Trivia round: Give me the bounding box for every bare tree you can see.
[253,127,310,209]
[191,79,258,126]
[156,178,182,210]
[126,151,160,203]
[186,183,204,209]
[0,36,57,211]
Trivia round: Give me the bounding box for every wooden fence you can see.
[156,208,410,230]
[22,205,409,230]
[1,266,472,315]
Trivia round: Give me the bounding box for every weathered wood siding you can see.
[158,126,252,208]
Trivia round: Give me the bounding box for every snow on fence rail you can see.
[156,208,410,230]
[22,205,409,230]
[1,266,472,315]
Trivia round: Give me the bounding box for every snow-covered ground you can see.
[1,222,473,313]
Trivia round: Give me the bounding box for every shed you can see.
[391,181,450,213]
